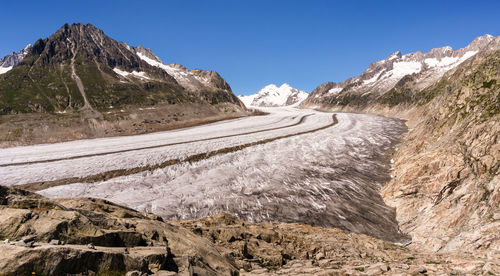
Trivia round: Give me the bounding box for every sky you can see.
[1,0,499,95]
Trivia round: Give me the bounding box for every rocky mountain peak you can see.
[465,34,495,51]
[423,46,452,59]
[387,51,402,60]
[168,63,187,70]
[134,45,163,63]
[312,82,336,94]
[50,23,104,46]
[0,44,32,74]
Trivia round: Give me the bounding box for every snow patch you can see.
[460,50,478,62]
[238,94,256,107]
[363,70,384,85]
[113,68,150,80]
[391,61,422,78]
[328,87,343,94]
[136,52,201,84]
[0,66,13,75]
[424,51,478,70]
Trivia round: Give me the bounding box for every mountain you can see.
[0,23,243,114]
[0,44,31,74]
[238,83,308,107]
[302,35,500,253]
[301,34,494,109]
[0,23,247,146]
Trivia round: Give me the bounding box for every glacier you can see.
[0,107,410,242]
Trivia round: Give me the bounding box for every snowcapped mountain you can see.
[0,44,31,74]
[239,83,308,107]
[302,34,496,108]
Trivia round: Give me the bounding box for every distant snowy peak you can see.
[0,44,32,74]
[239,83,309,107]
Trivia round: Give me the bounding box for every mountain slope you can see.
[301,35,500,253]
[239,83,308,107]
[0,23,243,114]
[381,41,500,252]
[0,23,247,146]
[301,34,494,110]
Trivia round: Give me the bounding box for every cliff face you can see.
[301,37,500,253]
[381,47,500,252]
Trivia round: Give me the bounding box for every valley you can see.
[1,107,408,244]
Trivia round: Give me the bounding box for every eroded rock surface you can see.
[0,186,238,275]
[1,186,499,275]
[179,213,500,275]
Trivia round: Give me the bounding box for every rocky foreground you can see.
[1,186,499,275]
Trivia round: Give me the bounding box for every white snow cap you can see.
[238,83,309,107]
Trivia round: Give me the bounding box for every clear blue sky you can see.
[1,0,499,95]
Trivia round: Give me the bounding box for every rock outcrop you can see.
[179,213,499,275]
[0,185,238,275]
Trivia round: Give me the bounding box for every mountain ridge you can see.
[301,34,496,109]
